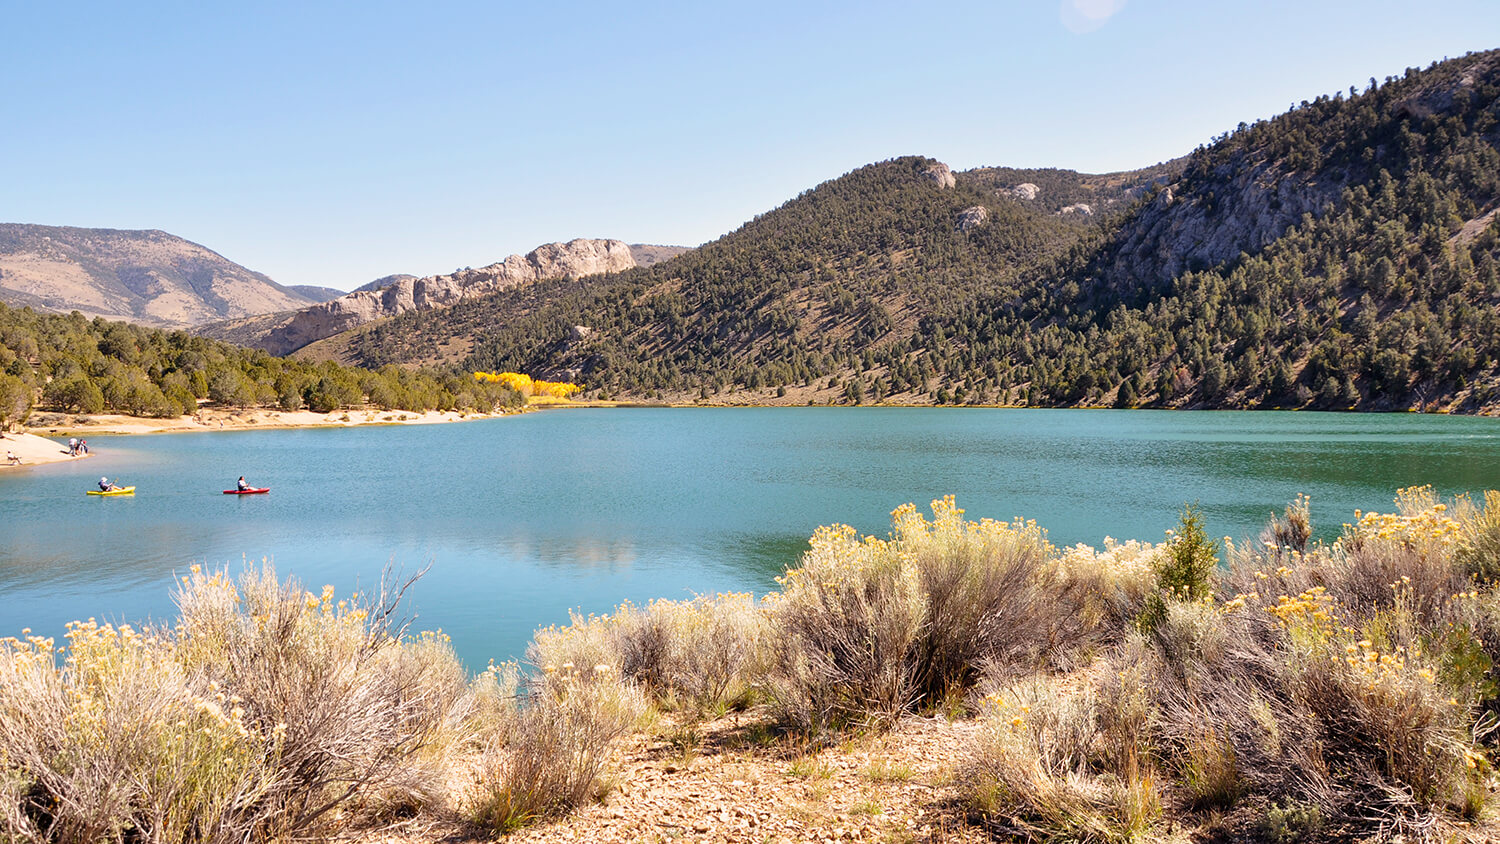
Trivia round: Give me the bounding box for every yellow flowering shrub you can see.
[1055,537,1164,630]
[1453,489,1500,582]
[0,616,276,843]
[1265,586,1341,649]
[767,497,1123,732]
[0,563,478,842]
[764,518,926,731]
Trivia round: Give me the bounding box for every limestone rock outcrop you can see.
[921,162,956,189]
[253,239,635,355]
[1100,158,1341,290]
[957,206,989,231]
[1059,203,1094,217]
[1004,183,1040,200]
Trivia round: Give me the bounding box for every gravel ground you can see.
[364,710,990,844]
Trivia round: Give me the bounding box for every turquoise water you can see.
[3,407,1499,669]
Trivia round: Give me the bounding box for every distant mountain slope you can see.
[287,284,347,303]
[930,48,1500,412]
[0,225,313,327]
[352,274,418,294]
[628,244,692,267]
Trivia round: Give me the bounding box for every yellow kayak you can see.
[86,486,135,496]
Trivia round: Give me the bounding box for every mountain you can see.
[936,48,1500,412]
[287,284,348,303]
[352,274,418,294]
[628,244,693,267]
[331,49,1500,413]
[333,155,1173,389]
[199,238,641,356]
[0,225,314,327]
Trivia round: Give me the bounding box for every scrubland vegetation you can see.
[7,487,1500,842]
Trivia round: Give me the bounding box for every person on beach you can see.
[68,438,78,455]
[5,451,18,465]
[98,476,117,492]
[79,440,89,455]
[237,476,250,491]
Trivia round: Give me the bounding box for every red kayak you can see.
[223,487,270,495]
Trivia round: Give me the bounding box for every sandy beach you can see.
[4,406,509,469]
[0,431,88,469]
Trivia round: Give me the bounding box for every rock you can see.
[956,206,989,232]
[1059,203,1094,216]
[1004,182,1040,200]
[253,238,635,355]
[920,162,955,189]
[569,325,595,342]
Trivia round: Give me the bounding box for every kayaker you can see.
[237,476,249,491]
[99,476,117,492]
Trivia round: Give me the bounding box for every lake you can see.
[3,407,1499,669]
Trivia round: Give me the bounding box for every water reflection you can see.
[2,408,1498,669]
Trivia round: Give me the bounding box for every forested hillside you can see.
[0,303,520,428]
[342,156,1169,400]
[333,50,1500,412]
[949,49,1500,411]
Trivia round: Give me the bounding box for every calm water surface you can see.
[3,408,1499,668]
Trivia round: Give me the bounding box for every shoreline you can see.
[6,406,519,468]
[22,406,512,438]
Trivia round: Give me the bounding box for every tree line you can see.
[0,304,522,428]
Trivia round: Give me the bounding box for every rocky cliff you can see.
[210,238,637,355]
[1094,159,1342,290]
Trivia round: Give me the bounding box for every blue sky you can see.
[5,1,1497,291]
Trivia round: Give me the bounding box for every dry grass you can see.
[467,667,647,834]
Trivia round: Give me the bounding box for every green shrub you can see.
[1259,802,1324,843]
[1138,504,1219,635]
